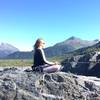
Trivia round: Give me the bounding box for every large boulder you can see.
[0,67,100,100]
[61,51,100,77]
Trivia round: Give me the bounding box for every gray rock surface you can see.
[0,67,100,100]
[62,52,100,77]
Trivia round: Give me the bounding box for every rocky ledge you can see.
[61,51,100,77]
[0,67,100,100]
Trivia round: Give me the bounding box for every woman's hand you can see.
[48,61,60,65]
[54,61,59,65]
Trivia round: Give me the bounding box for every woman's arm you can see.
[40,48,56,65]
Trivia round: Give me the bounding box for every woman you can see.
[32,38,61,73]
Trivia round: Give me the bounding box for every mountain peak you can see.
[0,42,19,58]
[0,42,19,51]
[94,39,99,42]
[0,42,6,46]
[67,36,80,40]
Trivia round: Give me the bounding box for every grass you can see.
[0,53,66,67]
[0,59,33,67]
[47,56,65,62]
[0,56,64,67]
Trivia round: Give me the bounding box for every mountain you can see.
[6,51,33,59]
[5,36,99,59]
[61,42,100,77]
[67,41,100,56]
[0,43,19,58]
[44,36,99,57]
[55,36,99,48]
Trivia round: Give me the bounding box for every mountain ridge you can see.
[0,42,19,58]
[45,36,99,57]
[5,36,99,59]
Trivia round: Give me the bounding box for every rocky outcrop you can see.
[0,67,100,100]
[61,51,100,77]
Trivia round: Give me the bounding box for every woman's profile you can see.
[31,38,62,73]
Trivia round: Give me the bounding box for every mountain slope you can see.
[55,36,98,48]
[6,37,99,59]
[61,42,100,77]
[6,51,33,59]
[0,43,19,58]
[67,41,100,56]
[45,36,99,57]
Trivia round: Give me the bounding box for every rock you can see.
[0,67,100,100]
[61,51,100,77]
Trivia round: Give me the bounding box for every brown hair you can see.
[34,38,43,49]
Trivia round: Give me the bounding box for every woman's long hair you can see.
[34,38,43,50]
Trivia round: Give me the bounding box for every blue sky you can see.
[0,0,100,51]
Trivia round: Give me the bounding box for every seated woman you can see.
[31,38,62,73]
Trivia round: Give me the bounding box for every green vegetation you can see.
[47,56,66,63]
[0,59,33,67]
[0,57,64,67]
[48,42,100,61]
[0,42,100,67]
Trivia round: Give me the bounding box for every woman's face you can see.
[39,40,45,48]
